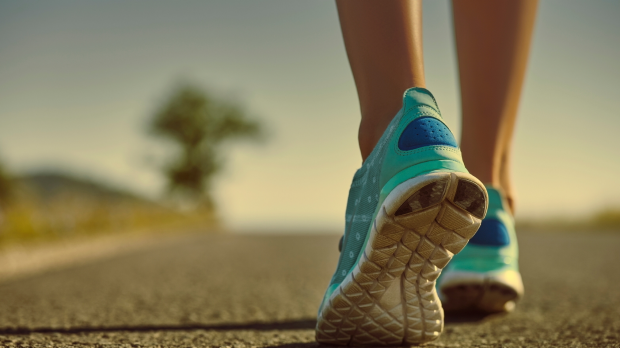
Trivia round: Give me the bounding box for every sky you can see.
[0,0,619,232]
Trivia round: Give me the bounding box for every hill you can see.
[0,171,213,246]
[19,172,157,207]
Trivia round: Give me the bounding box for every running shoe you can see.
[316,88,488,345]
[436,185,523,313]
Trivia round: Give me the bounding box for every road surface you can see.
[0,231,619,347]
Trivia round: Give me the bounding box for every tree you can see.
[0,160,13,209]
[149,84,262,209]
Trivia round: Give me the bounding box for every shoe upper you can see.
[378,89,464,188]
[321,88,469,310]
[438,186,519,276]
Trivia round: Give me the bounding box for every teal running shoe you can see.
[436,186,524,313]
[316,88,488,346]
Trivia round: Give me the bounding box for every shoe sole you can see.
[316,172,488,346]
[439,270,523,313]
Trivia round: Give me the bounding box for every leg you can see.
[454,0,538,213]
[318,3,493,342]
[436,1,537,314]
[336,0,425,161]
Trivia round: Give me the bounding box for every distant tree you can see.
[0,160,13,209]
[148,84,262,209]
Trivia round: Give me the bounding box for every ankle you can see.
[358,118,391,161]
[499,184,516,215]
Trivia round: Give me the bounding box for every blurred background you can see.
[0,0,619,248]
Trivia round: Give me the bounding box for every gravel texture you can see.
[0,232,619,347]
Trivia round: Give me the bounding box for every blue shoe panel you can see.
[469,218,510,246]
[398,116,458,151]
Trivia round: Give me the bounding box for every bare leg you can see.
[454,0,538,213]
[336,0,425,161]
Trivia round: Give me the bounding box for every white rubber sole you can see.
[316,172,488,346]
[438,270,524,313]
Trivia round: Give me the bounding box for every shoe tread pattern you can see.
[441,281,519,313]
[316,173,487,346]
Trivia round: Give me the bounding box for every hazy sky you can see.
[1,0,619,231]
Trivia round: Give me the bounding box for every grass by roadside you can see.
[516,208,620,233]
[0,171,218,249]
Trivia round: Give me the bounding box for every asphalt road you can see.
[0,231,619,347]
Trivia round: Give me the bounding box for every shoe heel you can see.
[316,172,488,346]
[440,270,523,313]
